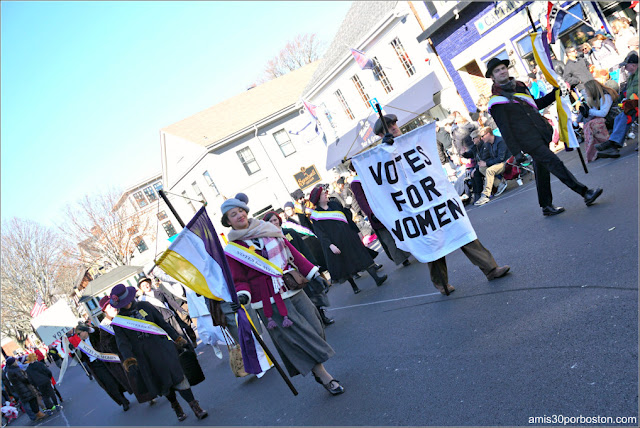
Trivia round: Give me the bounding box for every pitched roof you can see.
[302,1,397,96]
[80,265,143,299]
[161,61,320,147]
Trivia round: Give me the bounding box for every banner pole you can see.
[527,6,588,174]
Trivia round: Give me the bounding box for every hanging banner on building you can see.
[294,165,322,190]
[351,122,477,263]
[30,300,78,347]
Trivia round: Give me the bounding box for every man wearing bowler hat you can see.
[485,56,603,216]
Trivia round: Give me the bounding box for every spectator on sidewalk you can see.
[474,127,512,206]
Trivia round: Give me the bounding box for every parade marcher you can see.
[152,277,198,344]
[74,322,133,411]
[96,296,156,405]
[24,353,58,411]
[283,200,328,272]
[369,114,511,296]
[4,357,48,421]
[486,57,603,216]
[109,284,208,421]
[137,276,192,343]
[149,269,225,359]
[289,189,316,232]
[348,164,412,268]
[47,347,62,368]
[262,211,335,326]
[221,196,344,395]
[308,185,387,294]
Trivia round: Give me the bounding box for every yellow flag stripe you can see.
[157,250,223,301]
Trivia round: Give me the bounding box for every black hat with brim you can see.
[485,57,510,78]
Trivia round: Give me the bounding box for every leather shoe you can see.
[595,139,615,151]
[596,147,620,159]
[435,283,455,295]
[584,188,603,206]
[375,274,388,286]
[122,401,130,411]
[542,205,565,216]
[487,265,510,281]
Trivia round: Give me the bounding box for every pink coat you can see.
[226,238,318,321]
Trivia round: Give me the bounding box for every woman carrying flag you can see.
[221,194,344,395]
[109,284,208,421]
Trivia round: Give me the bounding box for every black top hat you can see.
[485,57,510,78]
[373,114,398,136]
[137,276,152,287]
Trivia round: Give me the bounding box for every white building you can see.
[300,1,469,170]
[159,62,333,227]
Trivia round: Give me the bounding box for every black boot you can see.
[366,266,387,287]
[319,308,334,325]
[171,401,187,422]
[347,277,361,294]
[188,400,208,420]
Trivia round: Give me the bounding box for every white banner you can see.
[351,122,477,263]
[30,300,78,347]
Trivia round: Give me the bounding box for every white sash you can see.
[111,314,171,338]
[140,293,169,310]
[76,340,120,363]
[310,209,348,223]
[99,318,115,335]
[224,242,284,278]
[282,221,316,237]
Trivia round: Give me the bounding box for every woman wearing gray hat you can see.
[221,194,344,395]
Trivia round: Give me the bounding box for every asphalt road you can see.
[20,144,638,427]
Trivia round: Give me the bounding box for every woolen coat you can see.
[311,200,375,283]
[113,301,187,398]
[25,361,52,388]
[5,364,37,402]
[97,327,155,403]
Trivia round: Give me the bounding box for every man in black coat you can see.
[486,57,602,216]
[562,46,594,98]
[473,127,511,206]
[25,354,58,410]
[4,357,47,421]
[137,276,191,342]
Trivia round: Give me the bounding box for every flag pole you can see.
[154,196,298,396]
[526,6,588,174]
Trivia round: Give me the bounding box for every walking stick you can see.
[526,6,588,174]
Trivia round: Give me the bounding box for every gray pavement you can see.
[17,144,638,426]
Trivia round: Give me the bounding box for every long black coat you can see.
[489,82,558,154]
[311,200,374,283]
[113,301,186,398]
[25,361,52,388]
[5,364,37,402]
[79,330,130,405]
[96,327,154,403]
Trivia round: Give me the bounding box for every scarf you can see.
[493,77,518,99]
[227,218,284,242]
[229,219,293,329]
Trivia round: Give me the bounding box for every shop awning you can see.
[325,72,443,169]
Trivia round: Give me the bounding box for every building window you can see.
[351,75,371,107]
[157,211,168,221]
[163,221,177,238]
[132,191,147,208]
[334,89,355,120]
[153,182,163,194]
[237,147,260,175]
[202,171,220,196]
[372,57,393,93]
[133,236,148,253]
[192,181,206,203]
[390,38,416,77]
[143,186,158,202]
[182,191,196,213]
[273,129,296,157]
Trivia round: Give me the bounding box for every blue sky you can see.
[1,1,351,227]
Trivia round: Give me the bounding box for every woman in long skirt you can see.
[221,195,344,395]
